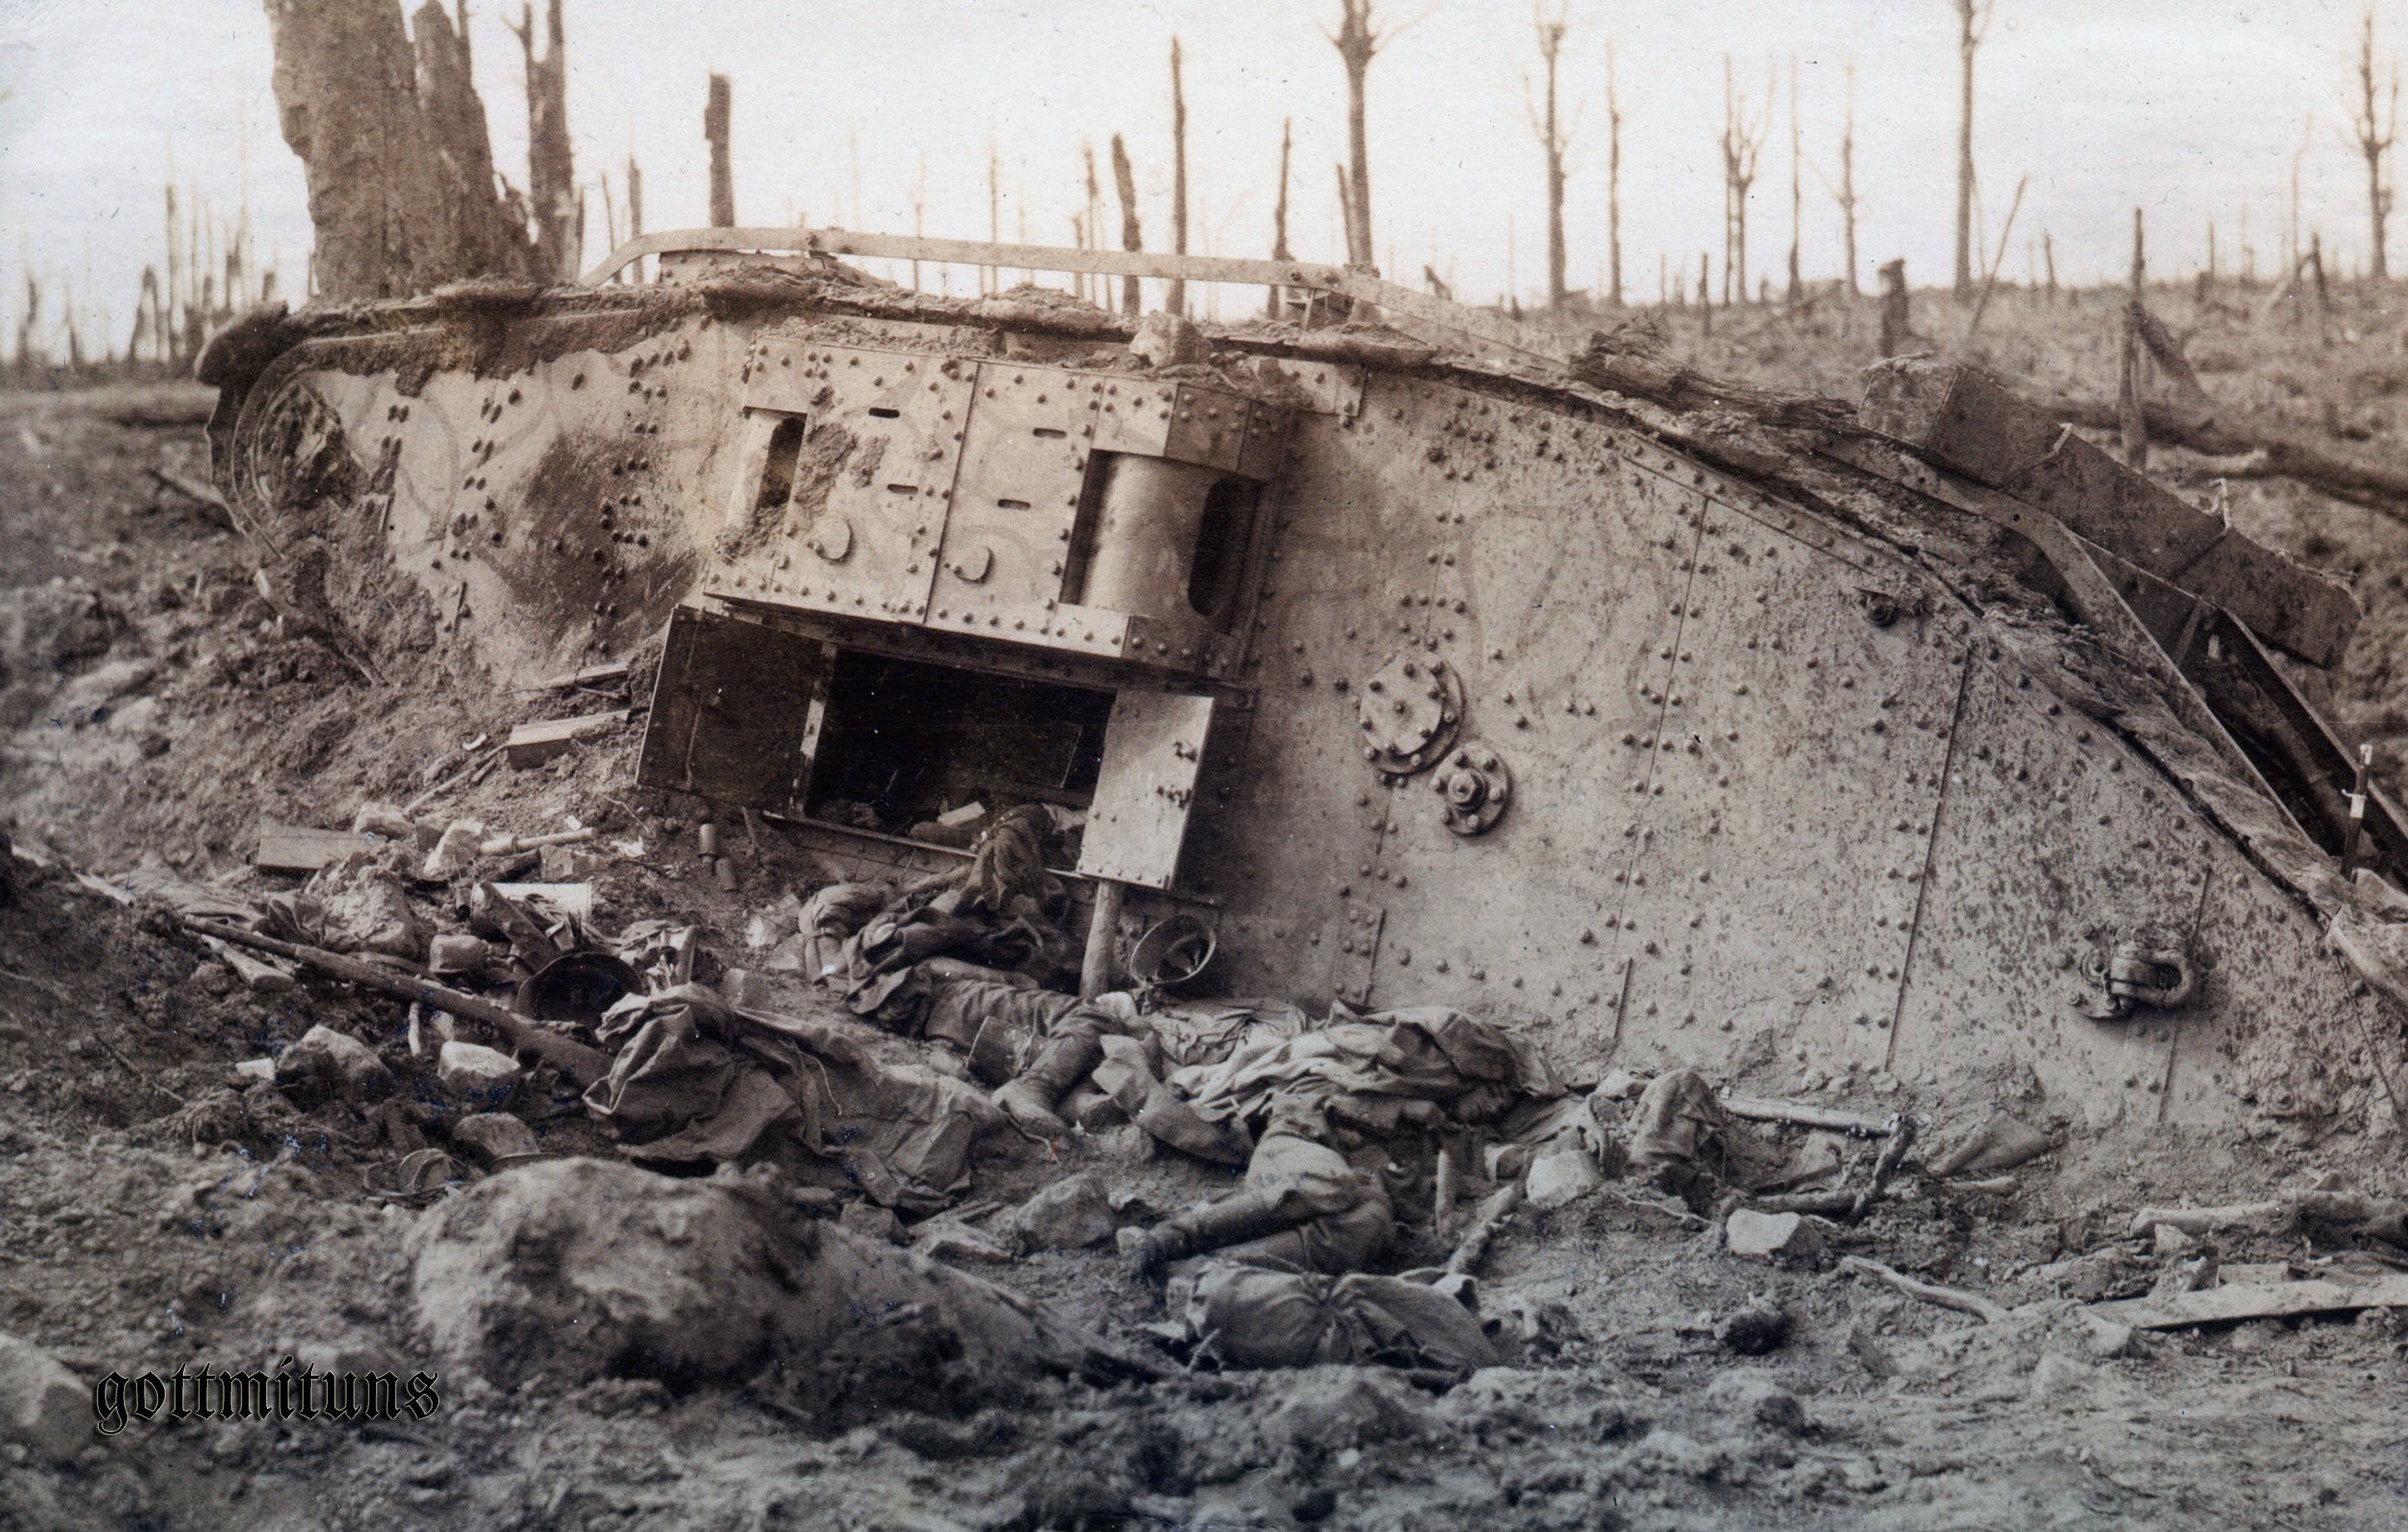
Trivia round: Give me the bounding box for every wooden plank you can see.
[504,709,630,768]
[513,660,631,696]
[256,818,374,872]
[2090,1273,2408,1330]
[1861,358,2357,667]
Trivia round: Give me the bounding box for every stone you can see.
[912,1220,1016,1265]
[353,802,436,848]
[1716,1296,1792,1356]
[52,656,156,720]
[427,934,492,974]
[839,1201,905,1245]
[2152,1222,2198,1258]
[408,1159,1089,1407]
[450,1112,539,1163]
[421,818,487,881]
[1129,311,1212,368]
[0,1331,86,1462]
[1725,1208,1825,1262]
[2080,1312,2139,1361]
[1259,1366,1429,1452]
[1525,1146,1605,1209]
[1003,1172,1115,1253]
[437,1040,521,1105]
[275,1025,395,1103]
[1703,1369,1807,1435]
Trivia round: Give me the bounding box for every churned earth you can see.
[2,356,2406,1532]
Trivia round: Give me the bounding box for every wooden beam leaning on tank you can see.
[1860,358,2357,669]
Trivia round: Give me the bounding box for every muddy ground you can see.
[3,347,2407,1532]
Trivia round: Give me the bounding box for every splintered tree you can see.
[1604,41,1624,307]
[1526,3,1575,309]
[1786,54,1802,303]
[1717,56,1770,304]
[1952,0,1995,298]
[705,74,734,227]
[508,0,578,279]
[1324,0,1415,266]
[1268,116,1295,317]
[1822,60,1861,295]
[2351,7,2398,280]
[262,0,536,299]
[413,2,538,279]
[1110,134,1143,316]
[1169,36,1189,317]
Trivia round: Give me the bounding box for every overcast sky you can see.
[0,0,2390,352]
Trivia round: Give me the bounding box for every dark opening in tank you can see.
[805,650,1112,847]
[754,415,805,511]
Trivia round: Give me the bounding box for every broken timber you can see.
[255,818,375,873]
[504,709,629,768]
[1859,358,2356,668]
[2090,1273,2408,1330]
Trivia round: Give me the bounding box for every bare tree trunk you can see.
[507,0,576,279]
[1699,251,1712,337]
[1605,42,1624,306]
[705,73,734,228]
[1786,54,1802,304]
[2119,208,2148,470]
[1876,257,1911,356]
[1718,56,1767,305]
[1110,133,1143,317]
[1332,1,1382,265]
[1082,141,1103,306]
[1268,117,1293,318]
[1953,0,1989,298]
[1837,62,1859,295]
[263,0,495,300]
[2353,7,2397,280]
[626,156,643,238]
[1169,37,1189,317]
[161,185,182,362]
[1530,6,1570,309]
[416,2,538,280]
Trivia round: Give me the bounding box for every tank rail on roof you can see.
[581,225,1576,371]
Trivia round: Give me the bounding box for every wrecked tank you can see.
[198,225,2408,1138]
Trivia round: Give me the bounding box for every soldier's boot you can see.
[991,1032,1104,1139]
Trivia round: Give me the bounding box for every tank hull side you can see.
[1189,372,2401,1134]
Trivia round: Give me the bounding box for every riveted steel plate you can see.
[1605,492,1965,1072]
[928,362,1092,631]
[269,325,712,688]
[1080,689,1217,888]
[1888,661,2210,1124]
[716,340,974,623]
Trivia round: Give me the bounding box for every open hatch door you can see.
[1077,690,1216,889]
[636,605,829,812]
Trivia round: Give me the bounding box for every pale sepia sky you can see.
[0,0,2387,351]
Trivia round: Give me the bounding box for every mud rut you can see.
[2,382,2405,1531]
